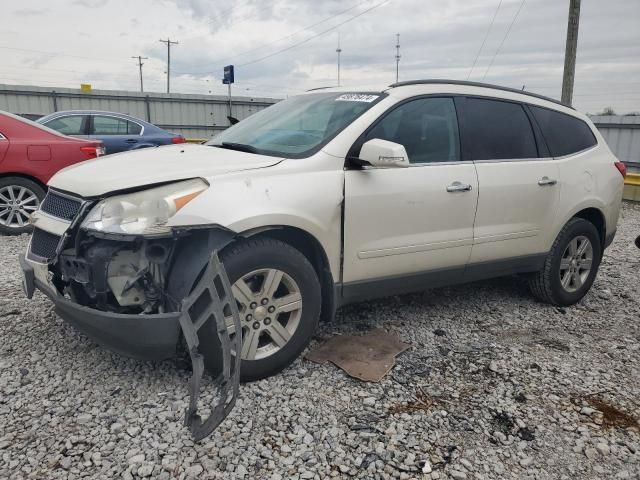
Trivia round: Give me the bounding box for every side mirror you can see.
[358,138,409,168]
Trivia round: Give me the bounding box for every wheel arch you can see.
[237,225,337,321]
[0,172,47,191]
[572,207,606,248]
[165,224,338,322]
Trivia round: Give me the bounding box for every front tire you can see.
[0,177,45,235]
[206,237,321,382]
[529,218,602,306]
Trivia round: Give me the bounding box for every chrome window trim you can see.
[473,157,554,164]
[551,144,599,160]
[90,113,145,136]
[407,160,474,167]
[35,209,72,226]
[361,160,474,169]
[42,114,87,136]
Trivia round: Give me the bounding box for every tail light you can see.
[171,136,186,144]
[614,161,627,178]
[80,145,105,159]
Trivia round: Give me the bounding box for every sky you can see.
[2,0,640,114]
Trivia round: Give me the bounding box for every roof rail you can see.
[306,86,336,92]
[388,79,571,109]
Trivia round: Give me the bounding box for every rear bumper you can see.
[20,255,181,360]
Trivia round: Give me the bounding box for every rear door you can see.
[90,115,143,154]
[459,97,559,267]
[343,97,478,299]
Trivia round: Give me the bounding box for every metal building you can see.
[590,115,640,171]
[0,84,279,139]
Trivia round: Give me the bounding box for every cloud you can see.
[72,0,109,7]
[2,0,640,112]
[13,8,49,16]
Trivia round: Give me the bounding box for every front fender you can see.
[168,167,345,279]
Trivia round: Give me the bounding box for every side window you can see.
[45,115,85,135]
[92,116,141,135]
[530,106,597,157]
[363,97,460,163]
[127,120,142,135]
[462,98,538,160]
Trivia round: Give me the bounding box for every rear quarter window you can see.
[529,106,597,157]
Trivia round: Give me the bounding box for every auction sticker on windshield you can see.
[335,94,379,102]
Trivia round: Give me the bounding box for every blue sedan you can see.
[37,110,185,154]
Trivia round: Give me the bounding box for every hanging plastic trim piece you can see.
[178,252,242,441]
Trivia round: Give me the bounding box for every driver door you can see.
[342,97,478,301]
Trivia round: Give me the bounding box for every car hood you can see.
[48,144,284,197]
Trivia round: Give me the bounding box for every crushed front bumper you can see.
[20,254,181,360]
[20,252,242,441]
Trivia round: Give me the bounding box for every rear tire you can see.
[529,218,602,306]
[205,237,321,382]
[0,177,45,235]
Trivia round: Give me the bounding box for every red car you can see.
[0,111,104,234]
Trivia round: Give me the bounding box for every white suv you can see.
[21,80,625,381]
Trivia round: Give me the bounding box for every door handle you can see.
[125,138,138,143]
[538,176,557,186]
[446,181,473,193]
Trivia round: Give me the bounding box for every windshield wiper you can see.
[214,142,258,154]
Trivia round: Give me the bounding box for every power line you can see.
[237,0,390,68]
[174,1,369,76]
[467,0,503,80]
[481,0,526,81]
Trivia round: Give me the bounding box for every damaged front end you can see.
[21,186,242,440]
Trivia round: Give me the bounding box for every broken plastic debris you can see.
[178,252,242,441]
[306,329,409,382]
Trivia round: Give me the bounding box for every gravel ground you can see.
[1,203,639,480]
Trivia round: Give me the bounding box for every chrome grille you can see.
[30,228,62,260]
[41,191,82,221]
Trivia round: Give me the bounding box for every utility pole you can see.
[395,33,401,83]
[159,38,178,94]
[131,55,148,93]
[336,33,342,87]
[561,0,581,106]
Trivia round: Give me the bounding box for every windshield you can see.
[207,92,384,158]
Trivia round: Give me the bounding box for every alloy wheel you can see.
[0,185,40,228]
[559,235,593,293]
[226,268,303,361]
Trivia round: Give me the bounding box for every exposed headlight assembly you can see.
[81,178,208,235]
